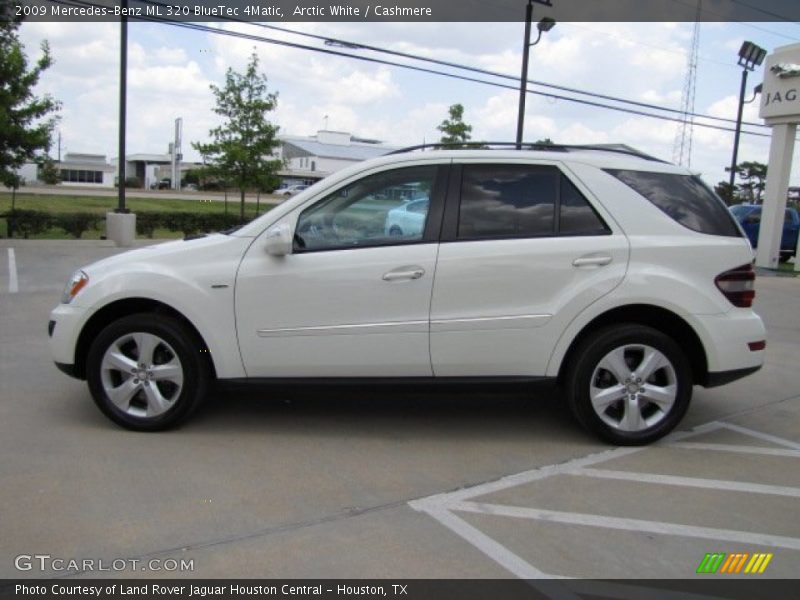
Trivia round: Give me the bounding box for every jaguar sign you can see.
[760,46,800,123]
[757,42,800,271]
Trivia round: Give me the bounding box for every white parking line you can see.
[7,248,18,293]
[720,422,800,451]
[424,506,555,580]
[410,421,800,579]
[669,441,800,458]
[453,501,800,551]
[573,467,800,498]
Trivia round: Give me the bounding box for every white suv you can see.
[49,145,766,444]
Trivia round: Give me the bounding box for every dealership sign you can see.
[760,44,800,123]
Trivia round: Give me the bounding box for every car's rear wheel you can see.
[86,313,209,431]
[389,225,403,236]
[565,324,692,445]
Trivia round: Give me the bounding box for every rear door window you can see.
[455,165,609,240]
[605,170,741,237]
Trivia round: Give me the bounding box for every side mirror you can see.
[264,223,293,256]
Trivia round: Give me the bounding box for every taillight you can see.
[715,263,755,308]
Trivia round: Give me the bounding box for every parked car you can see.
[729,203,799,262]
[50,145,765,444]
[384,196,429,238]
[277,184,309,197]
[150,178,171,190]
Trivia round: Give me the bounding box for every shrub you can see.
[161,212,199,236]
[3,210,52,238]
[56,212,101,239]
[135,212,162,239]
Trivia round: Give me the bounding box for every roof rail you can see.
[387,141,667,163]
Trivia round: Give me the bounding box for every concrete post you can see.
[755,123,796,269]
[106,211,136,247]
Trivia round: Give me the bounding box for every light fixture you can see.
[537,18,556,33]
[737,41,767,71]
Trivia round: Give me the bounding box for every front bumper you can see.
[49,303,90,379]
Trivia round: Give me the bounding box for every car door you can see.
[429,161,629,377]
[741,207,761,247]
[782,208,798,251]
[235,163,448,378]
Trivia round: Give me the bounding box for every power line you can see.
[48,0,777,141]
[728,0,800,26]
[136,0,772,131]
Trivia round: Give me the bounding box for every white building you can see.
[277,130,395,185]
[15,153,116,188]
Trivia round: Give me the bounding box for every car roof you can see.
[364,148,690,175]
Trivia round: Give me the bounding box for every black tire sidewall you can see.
[567,324,692,446]
[86,313,207,431]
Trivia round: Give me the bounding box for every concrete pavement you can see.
[1,239,798,580]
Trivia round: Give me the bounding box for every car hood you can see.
[80,233,252,279]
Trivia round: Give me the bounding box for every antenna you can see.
[673,2,702,167]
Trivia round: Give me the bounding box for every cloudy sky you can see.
[18,19,800,186]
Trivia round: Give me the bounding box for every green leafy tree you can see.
[193,52,283,221]
[0,16,60,189]
[726,161,768,204]
[534,138,555,146]
[437,103,473,147]
[38,157,60,185]
[714,181,735,205]
[737,161,767,203]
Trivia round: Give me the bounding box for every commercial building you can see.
[276,130,395,186]
[15,153,116,188]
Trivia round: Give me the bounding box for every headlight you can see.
[61,270,89,304]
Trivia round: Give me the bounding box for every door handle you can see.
[382,266,425,281]
[572,255,612,268]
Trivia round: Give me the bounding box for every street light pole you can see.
[515,3,555,149]
[515,1,533,148]
[728,68,749,192]
[727,41,766,198]
[117,5,128,213]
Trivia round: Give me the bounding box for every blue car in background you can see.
[729,204,799,262]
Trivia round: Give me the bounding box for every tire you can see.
[564,324,692,445]
[86,313,210,431]
[389,225,403,236]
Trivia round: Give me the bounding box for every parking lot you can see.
[1,238,799,580]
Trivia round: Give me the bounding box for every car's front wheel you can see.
[565,324,692,445]
[86,313,209,431]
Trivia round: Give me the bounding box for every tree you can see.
[534,138,555,145]
[0,17,60,189]
[736,161,768,203]
[726,160,768,204]
[38,157,60,185]
[193,52,283,221]
[437,103,473,147]
[714,181,735,205]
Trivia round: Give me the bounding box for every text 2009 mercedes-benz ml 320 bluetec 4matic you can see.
[50,144,766,445]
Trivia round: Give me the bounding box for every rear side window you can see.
[458,165,556,238]
[456,165,609,240]
[560,175,609,235]
[606,169,741,237]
